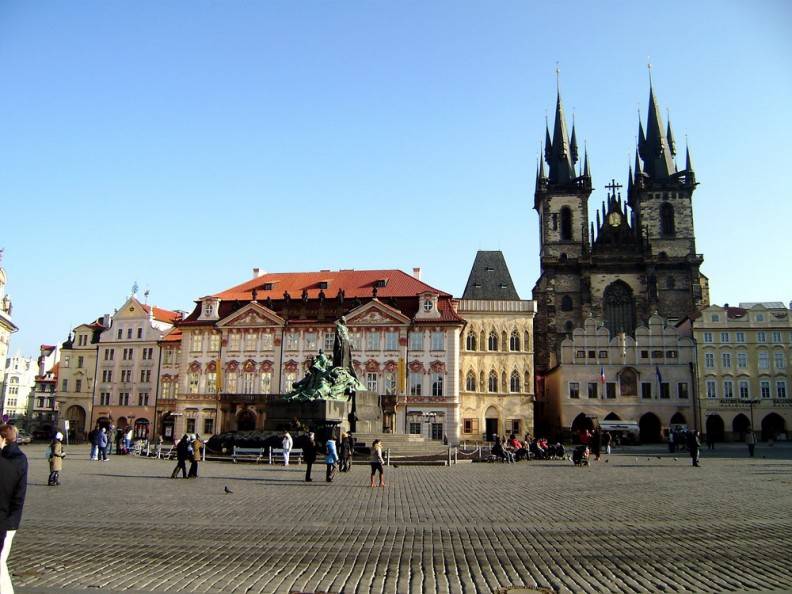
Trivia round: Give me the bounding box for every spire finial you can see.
[647,57,653,87]
[555,61,560,93]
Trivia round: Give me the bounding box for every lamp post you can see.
[747,399,760,435]
[423,411,437,439]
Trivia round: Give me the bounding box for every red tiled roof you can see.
[161,328,182,343]
[142,304,180,324]
[726,307,748,319]
[214,269,449,301]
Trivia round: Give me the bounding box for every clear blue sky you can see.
[2,1,791,357]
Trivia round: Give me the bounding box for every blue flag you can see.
[656,366,663,385]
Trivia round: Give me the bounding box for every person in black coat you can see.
[687,430,701,467]
[170,434,190,479]
[303,433,317,482]
[591,429,602,461]
[1,424,29,594]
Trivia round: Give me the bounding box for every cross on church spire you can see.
[604,179,623,195]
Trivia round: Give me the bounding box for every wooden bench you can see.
[232,446,267,463]
[269,448,303,465]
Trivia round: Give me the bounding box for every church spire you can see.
[545,89,577,186]
[570,119,579,165]
[583,145,590,178]
[666,116,677,156]
[638,83,676,179]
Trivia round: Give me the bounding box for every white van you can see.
[598,421,640,445]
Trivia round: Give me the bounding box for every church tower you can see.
[532,87,593,372]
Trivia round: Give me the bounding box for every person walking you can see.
[97,428,109,461]
[602,431,612,456]
[303,433,317,482]
[188,434,203,478]
[746,430,757,457]
[0,424,28,594]
[88,425,99,460]
[591,429,602,462]
[125,426,134,454]
[170,435,190,479]
[325,437,338,482]
[48,432,66,486]
[281,431,293,467]
[687,430,701,467]
[369,439,385,488]
[339,433,352,472]
[705,431,715,450]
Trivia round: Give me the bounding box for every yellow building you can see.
[692,303,791,441]
[458,252,535,442]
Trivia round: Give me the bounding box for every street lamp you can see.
[747,399,760,436]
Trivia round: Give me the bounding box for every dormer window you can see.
[319,281,329,290]
[203,303,214,317]
[423,299,433,313]
[263,283,273,291]
[375,279,387,288]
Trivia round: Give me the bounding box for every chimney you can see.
[413,267,422,281]
[103,313,112,328]
[252,267,266,278]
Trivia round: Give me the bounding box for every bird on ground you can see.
[673,458,678,462]
[224,485,233,494]
[605,459,609,463]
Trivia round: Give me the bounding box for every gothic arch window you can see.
[510,370,521,393]
[488,331,498,351]
[488,370,498,393]
[560,206,573,240]
[509,330,520,351]
[564,320,574,333]
[501,331,508,352]
[466,332,477,351]
[561,295,573,311]
[603,280,637,336]
[466,371,476,392]
[660,202,675,236]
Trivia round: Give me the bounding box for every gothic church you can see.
[532,83,709,373]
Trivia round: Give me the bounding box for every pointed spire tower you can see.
[638,83,676,179]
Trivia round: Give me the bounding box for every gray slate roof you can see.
[461,251,520,300]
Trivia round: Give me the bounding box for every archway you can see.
[65,405,86,439]
[237,409,256,431]
[670,412,687,427]
[484,406,499,441]
[161,413,176,442]
[116,416,129,430]
[732,414,750,439]
[705,414,725,442]
[761,413,786,441]
[604,412,621,421]
[571,412,594,433]
[639,412,662,443]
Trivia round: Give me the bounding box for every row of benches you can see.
[232,446,304,464]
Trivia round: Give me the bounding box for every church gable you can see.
[217,303,285,328]
[345,299,411,327]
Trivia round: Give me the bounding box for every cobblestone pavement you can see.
[9,443,792,593]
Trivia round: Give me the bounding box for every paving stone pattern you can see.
[10,444,792,593]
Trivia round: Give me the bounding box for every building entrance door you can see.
[485,418,498,441]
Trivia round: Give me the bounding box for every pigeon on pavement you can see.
[224,485,233,494]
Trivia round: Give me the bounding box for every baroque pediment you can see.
[217,303,285,328]
[345,299,411,327]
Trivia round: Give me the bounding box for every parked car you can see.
[15,428,32,444]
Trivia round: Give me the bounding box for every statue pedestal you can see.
[262,391,382,436]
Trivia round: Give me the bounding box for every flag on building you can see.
[599,366,606,384]
[656,366,663,385]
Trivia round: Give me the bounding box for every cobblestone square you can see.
[9,443,792,593]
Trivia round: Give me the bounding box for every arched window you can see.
[510,371,521,393]
[603,280,636,336]
[488,331,498,351]
[509,330,520,351]
[488,370,498,393]
[560,206,573,240]
[465,332,476,351]
[501,331,508,352]
[466,371,476,392]
[561,295,573,311]
[660,202,675,236]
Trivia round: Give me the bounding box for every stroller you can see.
[572,445,590,466]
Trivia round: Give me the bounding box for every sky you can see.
[1,1,791,357]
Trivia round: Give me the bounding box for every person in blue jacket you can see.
[325,437,338,483]
[96,427,109,461]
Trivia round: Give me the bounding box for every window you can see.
[260,372,272,394]
[409,372,422,396]
[100,392,111,405]
[758,351,769,369]
[678,382,688,399]
[117,329,122,339]
[61,379,68,392]
[137,327,142,339]
[384,373,396,395]
[245,332,257,351]
[711,314,720,322]
[78,334,87,346]
[144,347,154,360]
[560,206,572,240]
[666,350,678,359]
[606,383,616,399]
[723,380,734,399]
[510,371,520,393]
[283,372,295,392]
[703,332,713,343]
[660,202,675,235]
[509,331,520,351]
[641,383,652,400]
[431,373,443,396]
[736,332,745,343]
[163,349,173,365]
[385,332,399,351]
[409,420,422,435]
[757,331,766,343]
[463,418,479,434]
[127,328,132,339]
[367,372,378,392]
[119,392,130,406]
[760,381,771,399]
[431,332,445,351]
[640,350,649,359]
[75,379,82,392]
[409,332,423,351]
[704,352,715,368]
[569,382,580,399]
[186,419,196,434]
[191,334,202,352]
[756,314,765,322]
[138,392,150,406]
[772,331,782,343]
[651,350,664,359]
[229,333,241,351]
[466,372,476,392]
[203,419,214,435]
[207,372,217,393]
[722,352,731,369]
[774,352,786,369]
[104,348,115,361]
[102,369,113,383]
[588,383,598,399]
[777,380,787,399]
[140,369,151,383]
[488,332,498,351]
[305,332,318,351]
[560,295,573,311]
[488,371,498,393]
[121,370,131,383]
[576,350,586,359]
[209,334,220,352]
[63,357,70,369]
[189,373,199,394]
[599,351,609,359]
[720,332,729,343]
[508,419,521,435]
[660,383,670,399]
[260,333,273,350]
[365,332,380,351]
[706,380,717,399]
[285,333,298,350]
[739,380,750,400]
[323,332,335,352]
[737,352,748,368]
[242,371,256,394]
